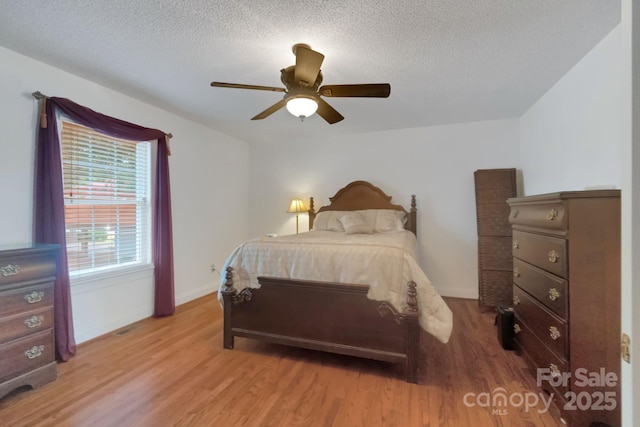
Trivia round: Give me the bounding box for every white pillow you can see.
[312,211,344,232]
[346,209,406,233]
[314,209,406,233]
[374,209,406,232]
[338,212,374,235]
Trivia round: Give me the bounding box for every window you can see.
[61,121,152,276]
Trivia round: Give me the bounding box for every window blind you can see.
[61,121,152,275]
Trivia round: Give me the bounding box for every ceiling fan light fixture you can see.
[210,43,389,124]
[286,96,318,120]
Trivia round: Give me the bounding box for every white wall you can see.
[520,22,637,426]
[0,46,250,343]
[620,1,639,424]
[520,26,624,195]
[248,119,521,299]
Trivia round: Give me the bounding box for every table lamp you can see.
[287,198,307,234]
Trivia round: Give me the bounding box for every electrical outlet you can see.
[210,263,216,273]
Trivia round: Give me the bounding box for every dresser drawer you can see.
[509,202,566,230]
[512,230,567,278]
[514,317,569,396]
[513,286,567,358]
[513,258,567,318]
[0,282,54,318]
[0,307,54,344]
[0,329,55,383]
[0,252,56,287]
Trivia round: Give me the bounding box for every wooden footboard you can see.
[221,267,420,384]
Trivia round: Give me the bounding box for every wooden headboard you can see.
[308,180,417,235]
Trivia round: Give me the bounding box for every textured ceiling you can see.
[0,1,620,144]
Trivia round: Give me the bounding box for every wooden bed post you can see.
[408,194,417,235]
[378,280,421,383]
[404,281,420,384]
[308,197,315,231]
[221,267,235,349]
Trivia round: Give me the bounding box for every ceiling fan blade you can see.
[319,84,391,98]
[211,82,286,93]
[251,99,287,120]
[316,98,344,124]
[294,46,324,87]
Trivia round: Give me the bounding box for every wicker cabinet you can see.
[508,191,620,427]
[0,245,58,399]
[474,169,517,309]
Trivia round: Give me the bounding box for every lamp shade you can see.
[286,97,318,119]
[287,198,307,213]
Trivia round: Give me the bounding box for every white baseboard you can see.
[175,283,217,305]
[435,286,478,299]
[74,308,153,344]
[72,282,214,344]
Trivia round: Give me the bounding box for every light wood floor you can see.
[0,295,563,427]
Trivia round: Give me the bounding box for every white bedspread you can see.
[218,230,453,343]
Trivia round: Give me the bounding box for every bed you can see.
[219,180,452,383]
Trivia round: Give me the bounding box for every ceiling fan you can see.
[210,43,391,124]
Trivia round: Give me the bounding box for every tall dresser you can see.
[0,244,59,399]
[474,168,518,310]
[507,191,620,427]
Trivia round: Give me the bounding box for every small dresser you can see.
[0,244,58,399]
[508,191,620,426]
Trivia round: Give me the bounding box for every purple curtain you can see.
[34,97,175,360]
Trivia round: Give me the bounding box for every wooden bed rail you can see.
[221,266,421,383]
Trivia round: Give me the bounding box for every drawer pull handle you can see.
[512,208,519,218]
[549,326,561,340]
[513,268,520,278]
[548,250,559,263]
[24,345,44,359]
[549,363,562,378]
[513,295,520,306]
[513,240,519,250]
[514,323,521,334]
[24,315,44,328]
[547,208,558,220]
[0,264,20,277]
[24,291,44,304]
[548,288,560,301]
